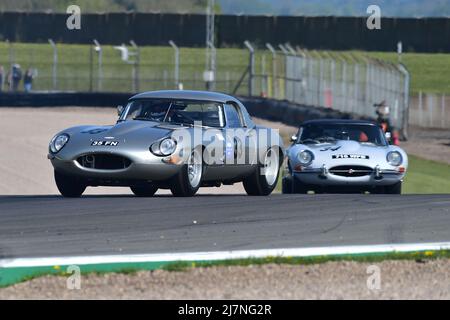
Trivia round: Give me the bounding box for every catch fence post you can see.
[48,39,58,91]
[93,39,103,91]
[244,41,255,97]
[265,43,278,99]
[168,40,180,90]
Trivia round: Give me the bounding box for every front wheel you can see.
[282,176,293,194]
[170,148,203,197]
[54,170,86,198]
[243,148,280,196]
[384,182,402,194]
[130,184,158,197]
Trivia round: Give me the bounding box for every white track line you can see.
[2,242,450,268]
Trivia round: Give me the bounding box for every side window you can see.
[239,104,255,128]
[224,104,243,128]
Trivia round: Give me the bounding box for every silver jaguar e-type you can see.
[48,90,284,197]
[282,119,408,194]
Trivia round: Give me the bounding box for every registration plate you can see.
[332,154,369,159]
[91,140,119,146]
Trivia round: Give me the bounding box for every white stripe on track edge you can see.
[2,242,450,268]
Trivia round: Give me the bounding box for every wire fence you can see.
[251,50,410,137]
[0,41,251,95]
[409,92,450,129]
[0,41,414,136]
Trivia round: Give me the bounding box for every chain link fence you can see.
[409,92,450,129]
[251,49,410,138]
[0,41,414,136]
[0,41,251,95]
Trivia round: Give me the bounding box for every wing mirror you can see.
[117,105,124,116]
[290,135,298,142]
[385,132,392,141]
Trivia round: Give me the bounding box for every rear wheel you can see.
[243,148,280,196]
[170,148,203,197]
[130,184,158,197]
[54,170,86,198]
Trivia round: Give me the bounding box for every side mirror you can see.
[117,105,124,116]
[290,135,298,142]
[385,132,392,140]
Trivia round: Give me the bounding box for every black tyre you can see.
[170,148,203,197]
[384,182,402,194]
[243,148,280,196]
[130,184,158,197]
[292,178,309,194]
[282,176,293,194]
[54,170,86,198]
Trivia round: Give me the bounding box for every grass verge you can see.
[1,250,449,288]
[403,155,450,194]
[1,41,448,94]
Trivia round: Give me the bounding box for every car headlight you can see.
[150,138,177,156]
[297,150,314,166]
[50,134,69,153]
[387,151,403,166]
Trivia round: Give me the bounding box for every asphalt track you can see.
[0,194,449,259]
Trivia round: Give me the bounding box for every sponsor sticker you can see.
[91,141,119,146]
[332,154,369,159]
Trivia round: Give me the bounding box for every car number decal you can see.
[91,141,119,146]
[332,154,369,159]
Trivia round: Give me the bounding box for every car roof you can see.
[301,119,378,126]
[129,90,240,104]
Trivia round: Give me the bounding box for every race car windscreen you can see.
[122,100,223,127]
[298,123,387,146]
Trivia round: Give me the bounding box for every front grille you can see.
[329,165,373,177]
[77,154,132,170]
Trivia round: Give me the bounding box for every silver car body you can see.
[48,90,284,188]
[286,119,408,189]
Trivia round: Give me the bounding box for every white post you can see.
[169,40,180,89]
[93,39,103,91]
[48,39,58,91]
[265,43,278,99]
[419,91,423,127]
[244,41,255,97]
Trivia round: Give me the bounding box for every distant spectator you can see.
[24,68,34,92]
[0,65,3,92]
[10,64,23,92]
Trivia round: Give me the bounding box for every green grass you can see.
[0,42,261,95]
[2,250,449,287]
[162,249,450,272]
[1,41,448,95]
[353,51,450,94]
[403,155,450,194]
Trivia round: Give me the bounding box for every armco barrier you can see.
[0,92,374,125]
[0,92,131,107]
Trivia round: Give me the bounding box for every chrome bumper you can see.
[49,154,181,181]
[293,165,405,186]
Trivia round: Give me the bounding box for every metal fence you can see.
[250,48,410,138]
[0,40,412,136]
[409,92,450,129]
[0,41,251,96]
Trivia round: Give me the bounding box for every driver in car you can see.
[146,103,168,121]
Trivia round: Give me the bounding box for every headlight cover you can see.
[50,134,69,154]
[387,151,403,166]
[297,150,314,166]
[150,138,177,156]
